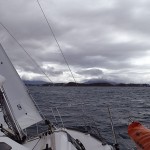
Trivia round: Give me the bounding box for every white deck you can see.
[23,128,114,150]
[0,123,113,150]
[0,136,29,150]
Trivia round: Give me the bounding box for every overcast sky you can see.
[1,0,150,83]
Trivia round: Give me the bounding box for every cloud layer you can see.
[1,0,150,83]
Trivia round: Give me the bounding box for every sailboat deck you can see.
[0,134,29,150]
[23,128,113,150]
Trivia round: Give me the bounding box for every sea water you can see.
[28,86,150,150]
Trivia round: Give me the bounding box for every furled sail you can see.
[0,44,43,129]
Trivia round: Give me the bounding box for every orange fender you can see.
[128,122,150,150]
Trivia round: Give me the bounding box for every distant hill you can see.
[64,82,113,86]
[23,80,150,87]
[23,80,50,86]
[64,82,150,87]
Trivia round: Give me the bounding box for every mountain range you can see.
[23,80,150,87]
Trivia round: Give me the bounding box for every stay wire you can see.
[0,22,51,121]
[32,138,41,150]
[0,22,54,85]
[36,0,77,85]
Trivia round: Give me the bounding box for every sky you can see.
[1,0,150,83]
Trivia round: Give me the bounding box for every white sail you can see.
[0,44,43,129]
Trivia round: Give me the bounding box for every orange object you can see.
[128,122,150,150]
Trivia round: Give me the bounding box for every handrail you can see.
[56,107,64,128]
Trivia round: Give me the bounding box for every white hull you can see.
[0,128,114,150]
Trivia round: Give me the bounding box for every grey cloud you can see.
[42,66,63,76]
[77,69,103,76]
[1,0,150,83]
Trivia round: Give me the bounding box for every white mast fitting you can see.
[0,44,43,130]
[0,75,5,87]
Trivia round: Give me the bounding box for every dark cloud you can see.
[0,0,150,83]
[77,68,103,76]
[42,66,63,76]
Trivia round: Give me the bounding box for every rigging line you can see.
[0,22,53,84]
[32,138,41,150]
[36,0,77,84]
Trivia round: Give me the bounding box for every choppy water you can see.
[28,86,150,150]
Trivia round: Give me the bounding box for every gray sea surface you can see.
[28,86,150,150]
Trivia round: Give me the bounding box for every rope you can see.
[56,107,64,128]
[0,22,53,84]
[51,108,58,126]
[36,0,78,85]
[32,138,41,150]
